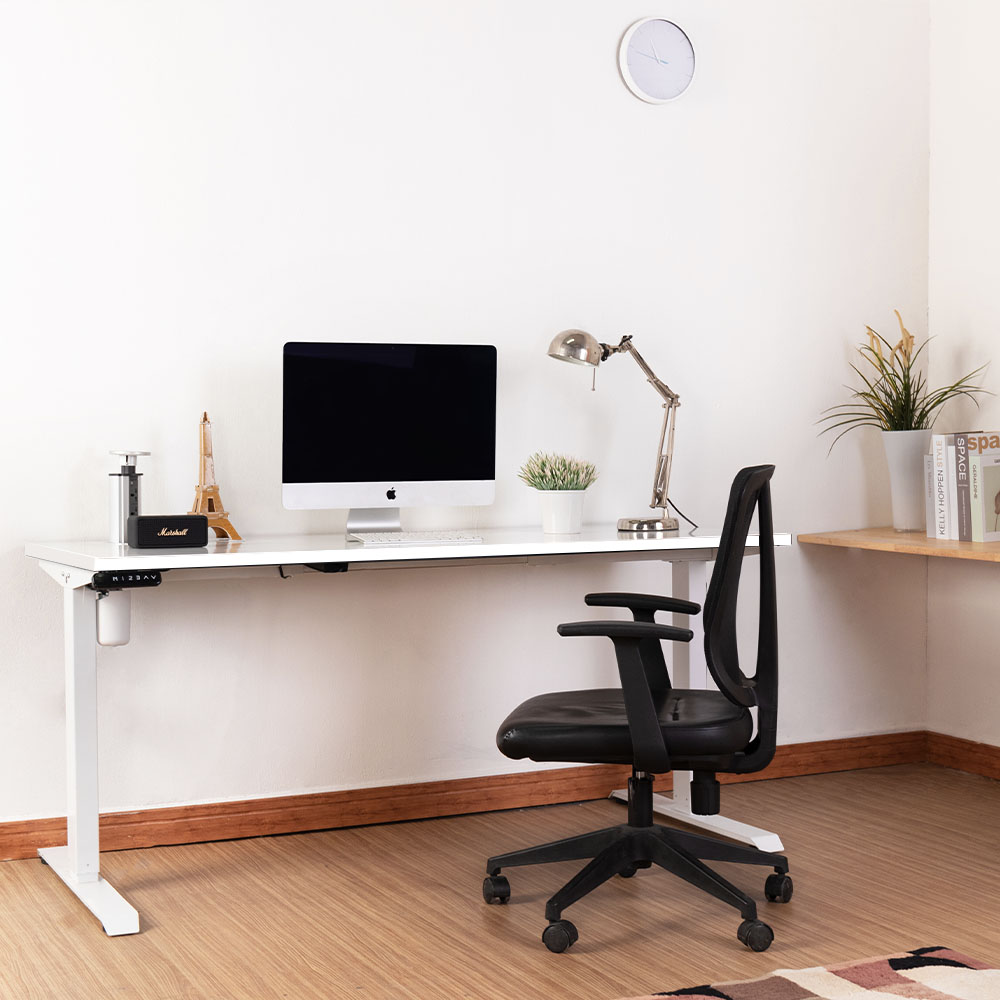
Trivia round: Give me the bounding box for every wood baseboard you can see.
[0,764,632,863]
[925,730,1000,780]
[2,730,996,862]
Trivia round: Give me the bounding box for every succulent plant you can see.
[518,452,598,491]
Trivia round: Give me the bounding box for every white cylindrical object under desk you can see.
[97,590,131,646]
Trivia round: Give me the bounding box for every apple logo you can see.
[386,488,397,501]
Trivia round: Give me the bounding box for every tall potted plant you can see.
[820,311,989,531]
[518,452,598,534]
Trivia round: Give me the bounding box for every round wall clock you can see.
[619,17,696,103]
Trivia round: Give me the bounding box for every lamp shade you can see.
[547,329,603,367]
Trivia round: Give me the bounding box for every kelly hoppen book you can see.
[930,431,1000,540]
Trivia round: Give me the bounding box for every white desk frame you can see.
[25,526,790,935]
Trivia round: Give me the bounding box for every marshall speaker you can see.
[127,514,209,548]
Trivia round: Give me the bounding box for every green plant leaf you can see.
[518,451,598,491]
[819,322,991,445]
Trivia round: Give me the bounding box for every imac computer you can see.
[282,342,497,539]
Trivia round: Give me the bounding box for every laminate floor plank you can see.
[0,764,997,1000]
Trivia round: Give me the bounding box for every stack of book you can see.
[926,431,1000,541]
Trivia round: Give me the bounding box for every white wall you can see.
[927,0,1000,747]
[0,0,932,821]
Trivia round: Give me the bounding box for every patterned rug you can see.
[620,946,997,999]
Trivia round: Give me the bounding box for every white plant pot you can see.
[881,429,931,532]
[537,490,586,534]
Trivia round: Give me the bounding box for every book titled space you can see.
[928,431,1000,540]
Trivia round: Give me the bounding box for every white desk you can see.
[25,525,791,935]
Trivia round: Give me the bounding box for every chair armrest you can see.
[556,620,693,773]
[557,620,694,643]
[582,595,696,698]
[585,591,701,617]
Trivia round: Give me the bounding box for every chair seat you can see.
[497,688,753,767]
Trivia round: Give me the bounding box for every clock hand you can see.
[650,39,670,65]
[635,49,658,61]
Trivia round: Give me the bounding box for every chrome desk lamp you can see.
[547,329,680,532]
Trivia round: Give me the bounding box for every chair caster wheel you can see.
[482,874,510,904]
[737,919,774,952]
[765,873,793,903]
[618,864,637,878]
[542,919,578,953]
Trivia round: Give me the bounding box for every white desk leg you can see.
[38,584,139,936]
[609,557,784,853]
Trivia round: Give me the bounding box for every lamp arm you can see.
[605,336,680,512]
[605,336,679,406]
[650,397,679,511]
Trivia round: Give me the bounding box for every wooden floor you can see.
[1,764,998,1000]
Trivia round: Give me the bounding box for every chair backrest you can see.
[702,465,778,767]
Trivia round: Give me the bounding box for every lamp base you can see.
[617,515,679,533]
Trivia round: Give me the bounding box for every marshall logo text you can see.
[127,514,208,548]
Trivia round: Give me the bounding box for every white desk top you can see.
[26,525,792,574]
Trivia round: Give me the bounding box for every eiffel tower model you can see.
[190,411,242,540]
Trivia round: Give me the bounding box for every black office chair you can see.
[483,465,790,953]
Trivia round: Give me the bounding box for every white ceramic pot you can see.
[881,429,931,532]
[537,489,586,534]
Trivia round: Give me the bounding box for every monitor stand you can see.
[346,508,402,535]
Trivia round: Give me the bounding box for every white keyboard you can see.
[348,530,484,547]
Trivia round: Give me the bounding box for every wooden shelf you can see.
[797,527,1000,563]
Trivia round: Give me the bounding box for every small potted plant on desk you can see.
[518,451,598,534]
[819,310,989,531]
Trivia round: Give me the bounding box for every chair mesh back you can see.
[702,466,777,724]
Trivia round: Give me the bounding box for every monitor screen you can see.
[282,342,497,513]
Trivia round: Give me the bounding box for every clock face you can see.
[619,18,695,103]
